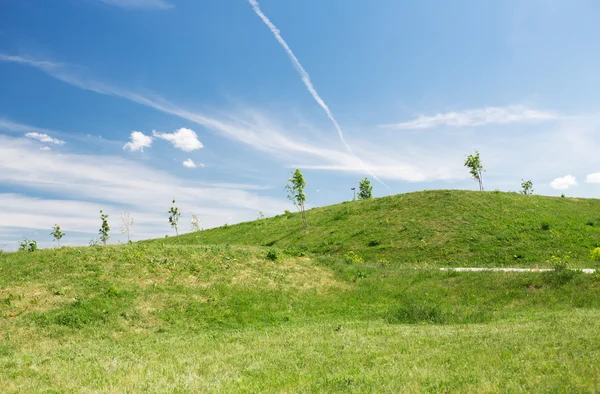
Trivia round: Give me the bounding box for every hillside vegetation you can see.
[168,190,600,267]
[2,189,600,392]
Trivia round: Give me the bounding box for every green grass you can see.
[2,190,600,391]
[166,190,600,267]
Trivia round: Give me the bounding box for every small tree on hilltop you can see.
[190,211,201,232]
[358,178,373,199]
[285,169,308,228]
[120,208,134,243]
[168,199,181,237]
[521,179,534,195]
[464,149,485,191]
[99,210,110,246]
[50,224,65,248]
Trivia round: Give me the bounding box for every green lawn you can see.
[2,237,600,392]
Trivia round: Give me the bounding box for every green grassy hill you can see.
[168,190,600,267]
[2,189,600,392]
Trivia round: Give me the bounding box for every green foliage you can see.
[358,178,373,199]
[266,249,279,261]
[285,169,308,228]
[540,222,550,231]
[50,224,65,247]
[99,210,110,246]
[18,238,37,252]
[284,209,293,219]
[591,247,600,262]
[343,251,363,264]
[521,179,534,195]
[368,240,380,247]
[464,149,485,191]
[168,199,181,237]
[545,251,578,285]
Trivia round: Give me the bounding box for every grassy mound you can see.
[167,190,600,267]
[2,243,600,391]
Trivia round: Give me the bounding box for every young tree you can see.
[50,224,65,247]
[120,208,134,242]
[464,149,485,191]
[285,169,308,228]
[358,178,373,199]
[190,211,201,232]
[521,179,534,195]
[99,210,110,246]
[168,199,181,237]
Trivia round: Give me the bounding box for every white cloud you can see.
[153,128,203,152]
[183,159,196,168]
[550,175,578,190]
[123,131,153,152]
[25,132,65,145]
[0,135,290,246]
[585,173,600,183]
[383,105,560,130]
[40,146,51,151]
[99,0,172,10]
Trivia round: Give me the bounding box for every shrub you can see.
[368,240,381,247]
[586,221,595,227]
[591,248,600,262]
[343,251,363,264]
[561,194,566,198]
[19,238,37,253]
[545,251,577,285]
[540,222,550,231]
[266,249,279,261]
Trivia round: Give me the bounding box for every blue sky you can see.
[1,0,600,249]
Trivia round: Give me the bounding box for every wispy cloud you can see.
[25,132,65,145]
[98,0,172,10]
[248,0,390,190]
[585,173,600,184]
[0,54,61,69]
[550,175,577,190]
[153,128,203,152]
[0,53,470,183]
[0,134,289,246]
[123,131,153,152]
[382,105,560,130]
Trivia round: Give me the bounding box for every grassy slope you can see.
[169,190,600,267]
[2,243,600,392]
[2,190,600,391]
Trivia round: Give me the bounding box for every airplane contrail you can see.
[248,0,391,191]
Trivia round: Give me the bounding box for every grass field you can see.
[2,190,600,392]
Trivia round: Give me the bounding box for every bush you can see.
[591,248,600,263]
[545,251,577,285]
[368,240,381,247]
[540,222,550,231]
[266,249,279,261]
[343,251,363,264]
[19,238,37,253]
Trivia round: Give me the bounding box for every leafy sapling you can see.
[521,179,534,195]
[358,178,373,199]
[464,149,485,191]
[99,210,110,246]
[285,169,308,228]
[19,238,38,252]
[50,224,65,247]
[120,208,134,243]
[168,199,181,237]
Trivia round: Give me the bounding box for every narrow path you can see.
[440,267,597,274]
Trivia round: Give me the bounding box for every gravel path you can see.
[440,267,597,274]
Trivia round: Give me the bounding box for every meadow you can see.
[2,190,600,392]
